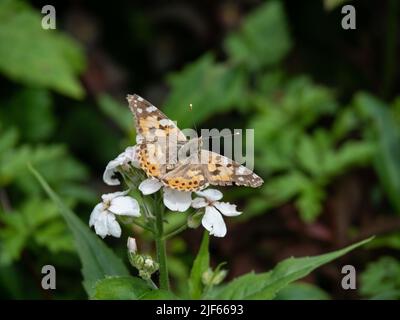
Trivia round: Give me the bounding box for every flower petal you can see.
[163,188,192,212]
[139,178,163,195]
[89,203,103,227]
[196,189,223,202]
[109,196,141,217]
[101,190,128,202]
[191,197,208,209]
[202,206,227,237]
[214,202,242,217]
[93,212,109,238]
[124,146,140,168]
[103,158,123,186]
[102,146,139,185]
[106,213,122,238]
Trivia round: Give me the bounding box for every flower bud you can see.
[202,268,228,286]
[201,268,213,285]
[212,269,227,285]
[127,237,137,254]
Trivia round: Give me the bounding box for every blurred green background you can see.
[1,0,400,299]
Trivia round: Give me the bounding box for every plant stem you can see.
[162,223,188,240]
[154,205,169,290]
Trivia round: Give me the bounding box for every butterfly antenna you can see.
[188,103,199,135]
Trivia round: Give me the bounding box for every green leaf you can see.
[225,1,292,70]
[189,232,209,299]
[355,93,400,213]
[140,289,179,300]
[0,0,85,98]
[164,54,246,128]
[92,276,151,300]
[360,256,400,300]
[0,198,75,265]
[323,0,350,11]
[206,237,373,299]
[296,182,325,222]
[97,94,133,133]
[262,171,309,205]
[0,89,55,142]
[29,165,129,295]
[275,282,330,300]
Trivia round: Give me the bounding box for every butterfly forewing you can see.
[127,94,264,191]
[127,94,187,178]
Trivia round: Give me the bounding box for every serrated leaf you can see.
[225,1,292,69]
[360,256,400,299]
[29,166,129,295]
[296,183,325,222]
[206,237,373,299]
[164,54,246,128]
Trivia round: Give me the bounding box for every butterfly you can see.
[127,94,263,192]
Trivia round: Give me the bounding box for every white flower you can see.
[192,189,241,237]
[103,146,140,186]
[89,191,141,238]
[138,178,192,212]
[127,237,137,254]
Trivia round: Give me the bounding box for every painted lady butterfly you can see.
[127,94,263,192]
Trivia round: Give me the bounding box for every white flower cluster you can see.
[89,145,242,238]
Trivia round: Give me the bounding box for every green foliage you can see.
[0,126,92,203]
[164,54,246,128]
[162,1,377,222]
[0,199,74,265]
[30,166,129,295]
[248,77,375,221]
[93,276,178,300]
[92,276,151,300]
[355,93,400,213]
[275,282,330,300]
[97,94,133,134]
[360,256,400,300]
[140,289,178,300]
[205,237,372,299]
[323,0,351,11]
[0,0,85,98]
[0,88,55,142]
[225,1,292,70]
[189,232,209,299]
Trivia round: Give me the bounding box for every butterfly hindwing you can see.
[161,150,263,191]
[201,150,263,188]
[161,163,209,192]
